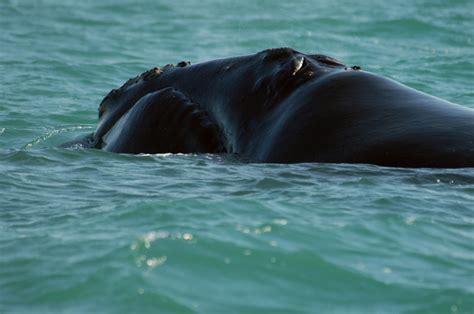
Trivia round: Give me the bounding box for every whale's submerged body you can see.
[63,48,474,168]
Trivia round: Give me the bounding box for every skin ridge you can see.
[98,61,191,120]
[101,87,225,154]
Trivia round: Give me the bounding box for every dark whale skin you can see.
[63,48,474,168]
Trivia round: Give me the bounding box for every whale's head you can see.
[78,47,474,167]
[151,48,352,150]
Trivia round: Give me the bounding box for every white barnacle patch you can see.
[292,56,304,75]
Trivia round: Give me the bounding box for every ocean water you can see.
[1,0,473,313]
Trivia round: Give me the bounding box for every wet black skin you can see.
[67,48,474,168]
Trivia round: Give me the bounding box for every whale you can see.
[63,48,474,168]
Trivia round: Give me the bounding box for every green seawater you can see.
[1,0,473,313]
